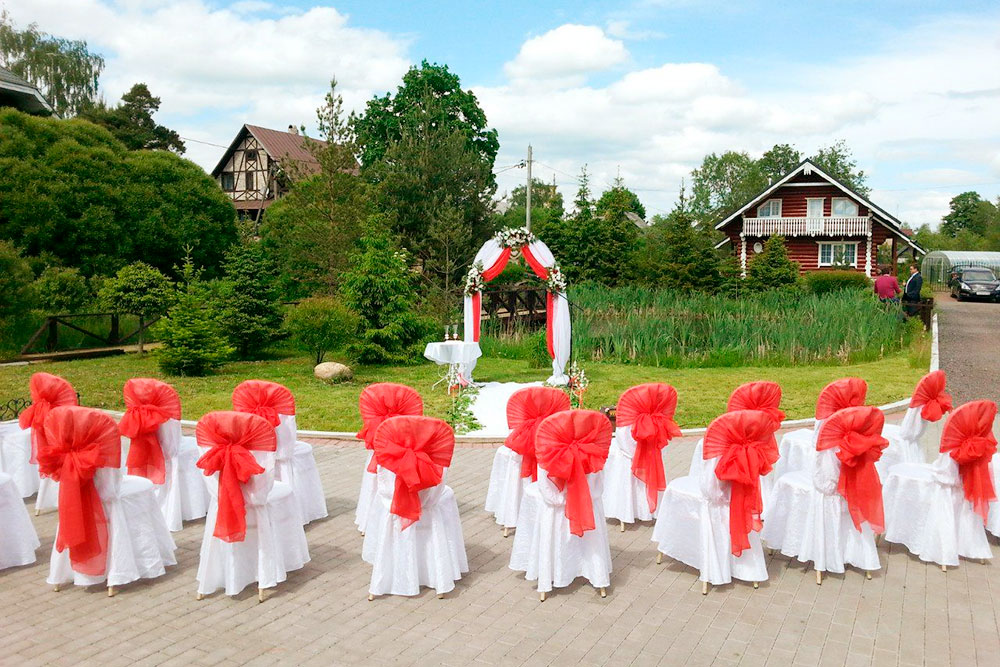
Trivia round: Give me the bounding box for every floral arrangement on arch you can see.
[464,261,485,296]
[544,264,567,293]
[493,226,536,249]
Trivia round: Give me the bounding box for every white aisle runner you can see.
[465,381,543,438]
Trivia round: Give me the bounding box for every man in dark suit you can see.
[902,262,923,316]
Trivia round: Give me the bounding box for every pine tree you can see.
[219,243,282,359]
[744,236,800,292]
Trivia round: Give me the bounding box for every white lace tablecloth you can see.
[423,341,482,383]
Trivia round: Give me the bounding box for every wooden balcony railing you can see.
[742,216,870,237]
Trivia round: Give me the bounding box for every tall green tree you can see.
[340,216,434,364]
[812,140,869,196]
[80,83,185,153]
[0,11,104,116]
[262,80,369,299]
[690,151,767,227]
[98,262,173,353]
[638,205,720,291]
[940,191,998,238]
[744,236,800,292]
[758,143,803,182]
[0,240,34,322]
[353,61,499,174]
[220,243,282,359]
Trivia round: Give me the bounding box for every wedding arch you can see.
[463,227,571,385]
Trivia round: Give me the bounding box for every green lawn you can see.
[0,342,930,431]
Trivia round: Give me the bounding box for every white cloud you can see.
[503,25,628,87]
[484,15,1000,223]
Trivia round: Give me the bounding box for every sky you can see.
[5,0,1000,227]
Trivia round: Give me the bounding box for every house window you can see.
[832,197,859,217]
[757,199,782,217]
[220,172,235,191]
[806,198,825,233]
[245,171,255,191]
[818,242,858,267]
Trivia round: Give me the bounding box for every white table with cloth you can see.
[423,341,482,385]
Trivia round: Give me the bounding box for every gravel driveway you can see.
[935,295,1000,406]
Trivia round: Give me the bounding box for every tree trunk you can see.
[138,314,145,354]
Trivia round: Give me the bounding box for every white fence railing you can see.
[743,216,870,237]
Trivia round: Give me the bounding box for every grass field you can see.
[0,336,930,431]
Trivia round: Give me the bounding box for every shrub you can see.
[804,270,871,295]
[744,236,799,292]
[285,297,360,364]
[0,241,34,321]
[34,266,93,313]
[219,243,282,359]
[340,217,435,364]
[98,261,174,352]
[154,257,232,376]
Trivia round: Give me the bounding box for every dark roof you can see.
[0,66,52,115]
[715,158,925,255]
[211,124,326,177]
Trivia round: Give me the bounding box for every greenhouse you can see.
[921,250,1000,285]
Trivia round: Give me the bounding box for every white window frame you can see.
[757,199,782,218]
[817,241,859,267]
[806,197,825,233]
[831,197,858,217]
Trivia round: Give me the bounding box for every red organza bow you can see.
[703,410,779,556]
[817,406,888,533]
[940,400,998,522]
[196,411,277,543]
[910,370,953,422]
[37,406,120,576]
[373,416,454,530]
[815,377,867,420]
[727,381,785,427]
[505,386,571,481]
[19,372,77,464]
[232,380,296,427]
[357,383,423,473]
[118,378,181,484]
[616,383,682,513]
[535,410,612,536]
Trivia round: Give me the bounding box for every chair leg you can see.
[941,564,947,572]
[815,569,822,585]
[367,593,375,601]
[196,593,204,601]
[539,591,546,602]
[701,581,708,595]
[502,526,509,538]
[107,586,116,598]
[656,552,663,565]
[258,587,265,603]
[600,587,607,598]
[753,582,759,589]
[52,584,60,593]
[360,531,365,537]
[866,571,873,580]
[35,508,40,516]
[620,520,625,532]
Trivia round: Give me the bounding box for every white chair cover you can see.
[355,452,377,534]
[603,426,657,523]
[276,414,328,524]
[484,445,525,528]
[138,419,210,532]
[878,407,934,478]
[883,454,993,566]
[0,471,39,570]
[35,476,59,513]
[509,470,612,593]
[760,449,880,574]
[363,467,468,596]
[48,468,177,587]
[0,422,39,498]
[196,449,310,596]
[652,454,768,586]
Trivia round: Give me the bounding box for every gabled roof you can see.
[211,124,325,177]
[0,66,52,115]
[715,158,925,254]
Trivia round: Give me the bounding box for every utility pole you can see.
[525,145,533,231]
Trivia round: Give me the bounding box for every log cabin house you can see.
[211,124,324,222]
[716,159,924,276]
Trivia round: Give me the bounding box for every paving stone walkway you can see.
[4,426,1000,666]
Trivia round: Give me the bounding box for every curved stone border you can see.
[99,313,938,448]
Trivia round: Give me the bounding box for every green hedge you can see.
[804,270,872,295]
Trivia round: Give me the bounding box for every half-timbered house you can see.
[716,159,924,276]
[211,124,324,221]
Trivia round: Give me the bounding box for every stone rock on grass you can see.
[314,362,353,383]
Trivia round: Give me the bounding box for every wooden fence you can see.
[19,313,160,356]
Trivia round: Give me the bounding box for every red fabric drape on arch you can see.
[462,235,571,384]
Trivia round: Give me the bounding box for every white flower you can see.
[545,264,567,293]
[493,226,537,249]
[464,261,485,295]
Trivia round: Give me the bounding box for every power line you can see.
[179,136,230,149]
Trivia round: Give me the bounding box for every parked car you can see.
[949,266,1000,302]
